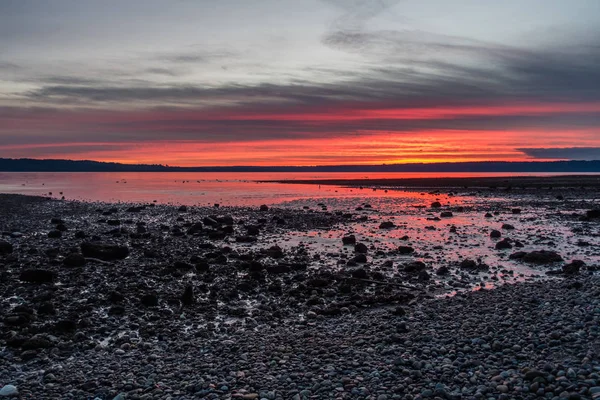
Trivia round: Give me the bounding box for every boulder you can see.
[563,260,585,274]
[80,242,129,261]
[354,243,368,254]
[495,239,512,250]
[0,240,13,255]
[342,235,356,245]
[397,245,414,254]
[19,269,55,284]
[63,253,86,267]
[379,221,395,229]
[431,202,442,208]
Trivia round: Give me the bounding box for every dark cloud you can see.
[517,147,600,160]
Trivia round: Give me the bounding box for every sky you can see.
[1,0,599,166]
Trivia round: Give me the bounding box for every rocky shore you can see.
[0,194,598,399]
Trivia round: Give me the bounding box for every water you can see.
[0,171,593,206]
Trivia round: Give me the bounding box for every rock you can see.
[187,222,203,234]
[563,260,585,274]
[351,268,368,279]
[355,243,368,254]
[178,205,188,212]
[141,293,159,307]
[490,230,502,238]
[259,204,269,211]
[524,370,546,381]
[485,212,493,218]
[509,251,527,260]
[236,236,257,243]
[418,270,430,281]
[404,261,426,273]
[440,211,453,218]
[352,253,367,263]
[19,269,55,283]
[267,245,284,259]
[47,230,62,238]
[511,208,521,214]
[379,221,395,229]
[81,242,129,261]
[0,240,13,255]
[63,253,86,267]
[431,202,442,208]
[181,284,194,305]
[436,266,450,275]
[0,385,18,397]
[586,209,600,219]
[397,245,414,254]
[342,235,356,245]
[502,223,515,230]
[22,335,52,350]
[522,250,563,264]
[495,239,512,250]
[460,259,477,269]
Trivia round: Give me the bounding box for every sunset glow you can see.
[1,1,599,166]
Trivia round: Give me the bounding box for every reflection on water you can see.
[0,171,592,206]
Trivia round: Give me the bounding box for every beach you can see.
[0,178,599,399]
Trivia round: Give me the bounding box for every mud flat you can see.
[0,192,599,399]
[270,174,600,190]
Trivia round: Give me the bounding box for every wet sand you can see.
[270,174,600,189]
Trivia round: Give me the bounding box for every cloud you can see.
[517,147,600,160]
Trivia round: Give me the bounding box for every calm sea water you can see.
[0,171,595,206]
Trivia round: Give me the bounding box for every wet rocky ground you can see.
[0,190,599,399]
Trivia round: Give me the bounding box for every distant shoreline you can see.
[2,158,600,173]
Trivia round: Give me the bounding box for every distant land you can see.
[1,158,600,173]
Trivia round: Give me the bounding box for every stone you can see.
[63,253,86,267]
[342,235,356,245]
[0,240,13,255]
[379,221,395,229]
[47,230,62,238]
[397,245,414,254]
[259,204,269,211]
[431,202,442,208]
[502,223,515,230]
[440,211,453,218]
[563,260,585,274]
[19,269,55,283]
[181,284,194,305]
[81,242,129,261]
[522,250,563,264]
[436,266,450,275]
[495,239,512,250]
[141,293,159,307]
[0,385,18,397]
[354,243,368,254]
[490,230,502,238]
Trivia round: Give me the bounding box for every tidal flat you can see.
[0,178,599,399]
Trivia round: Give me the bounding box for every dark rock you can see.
[563,260,585,274]
[181,285,194,305]
[0,240,13,255]
[74,231,86,239]
[351,254,367,263]
[404,261,426,273]
[140,293,159,307]
[235,236,257,243]
[342,235,356,245]
[178,205,188,212]
[397,245,414,254]
[351,268,368,279]
[51,218,64,224]
[586,209,600,219]
[379,221,395,229]
[490,230,502,239]
[509,251,527,260]
[81,242,129,261]
[259,204,269,211]
[354,243,368,254]
[108,291,125,303]
[267,245,284,259]
[502,224,515,230]
[55,319,77,332]
[63,253,86,267]
[522,250,563,264]
[495,239,512,250]
[37,302,56,315]
[266,264,291,274]
[246,225,260,236]
[56,223,68,232]
[511,208,521,214]
[47,230,62,238]
[19,269,55,283]
[418,270,430,281]
[22,336,52,350]
[187,222,203,234]
[440,211,453,218]
[173,261,194,270]
[431,202,442,208]
[459,259,477,269]
[485,213,493,218]
[436,266,450,275]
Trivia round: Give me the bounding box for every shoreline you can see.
[0,194,598,399]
